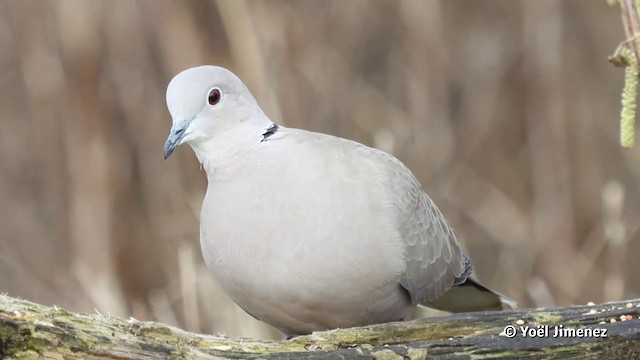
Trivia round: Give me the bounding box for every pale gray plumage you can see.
[164,65,515,337]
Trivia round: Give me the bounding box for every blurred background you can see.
[0,0,638,340]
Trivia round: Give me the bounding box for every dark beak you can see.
[164,120,190,159]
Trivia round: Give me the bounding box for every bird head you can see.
[163,66,264,160]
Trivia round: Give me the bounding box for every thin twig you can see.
[620,0,640,62]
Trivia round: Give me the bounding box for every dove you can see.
[164,65,515,337]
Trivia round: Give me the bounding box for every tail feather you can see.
[422,278,517,313]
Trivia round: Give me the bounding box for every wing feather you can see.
[374,150,471,304]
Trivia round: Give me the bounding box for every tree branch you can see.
[1,294,639,359]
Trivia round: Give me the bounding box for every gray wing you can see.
[378,151,471,304]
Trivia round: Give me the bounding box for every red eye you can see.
[208,88,221,105]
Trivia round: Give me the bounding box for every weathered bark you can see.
[1,294,639,359]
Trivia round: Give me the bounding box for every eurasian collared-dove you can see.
[164,66,515,337]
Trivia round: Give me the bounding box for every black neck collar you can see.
[261,123,279,142]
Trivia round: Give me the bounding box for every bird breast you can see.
[197,134,408,330]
